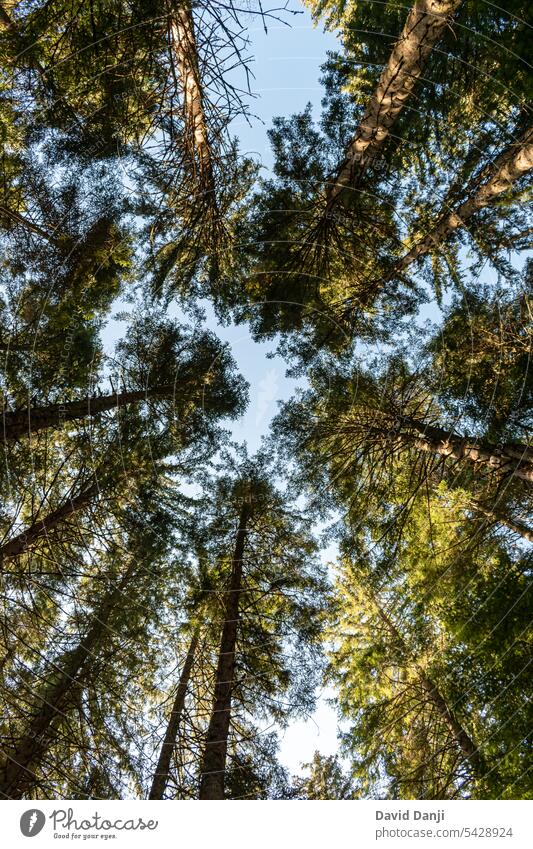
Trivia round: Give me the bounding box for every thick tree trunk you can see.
[373,596,486,776]
[170,5,215,194]
[0,481,99,563]
[398,417,533,484]
[1,383,176,441]
[148,627,200,799]
[395,125,533,273]
[198,501,250,799]
[327,0,461,203]
[0,564,135,798]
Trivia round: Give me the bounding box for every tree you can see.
[148,626,200,799]
[0,150,133,402]
[0,479,188,798]
[1,314,247,441]
[426,276,532,440]
[292,752,357,799]
[324,0,462,205]
[1,0,531,805]
[194,456,328,799]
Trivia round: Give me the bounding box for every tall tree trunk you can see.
[372,592,487,776]
[198,500,251,799]
[342,412,533,484]
[394,125,533,273]
[0,481,100,563]
[1,383,176,441]
[327,0,461,203]
[148,627,200,799]
[0,564,135,799]
[170,5,215,198]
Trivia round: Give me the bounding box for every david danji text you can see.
[376,810,445,824]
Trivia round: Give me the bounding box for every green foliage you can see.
[292,752,358,799]
[0,0,531,803]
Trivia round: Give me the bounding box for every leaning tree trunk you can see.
[341,411,533,484]
[469,502,533,544]
[170,4,216,198]
[1,383,176,441]
[327,0,461,204]
[0,563,135,799]
[399,417,533,484]
[148,626,200,799]
[0,480,99,563]
[417,672,486,776]
[394,125,533,273]
[0,202,58,244]
[198,501,251,799]
[373,593,487,777]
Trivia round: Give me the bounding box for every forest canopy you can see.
[0,0,531,801]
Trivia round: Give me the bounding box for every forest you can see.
[0,0,531,801]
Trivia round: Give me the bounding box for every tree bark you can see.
[170,5,215,196]
[148,627,200,799]
[1,383,176,441]
[394,125,533,273]
[198,500,251,799]
[0,563,135,799]
[0,481,100,563]
[398,417,533,484]
[327,0,461,203]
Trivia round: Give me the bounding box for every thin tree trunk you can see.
[148,627,200,799]
[372,594,486,776]
[0,481,99,563]
[394,125,533,273]
[327,0,461,203]
[198,500,251,799]
[399,417,533,484]
[1,383,176,441]
[470,503,533,544]
[0,564,135,799]
[170,5,215,195]
[417,674,486,775]
[0,203,58,244]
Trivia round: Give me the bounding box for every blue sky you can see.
[232,13,338,168]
